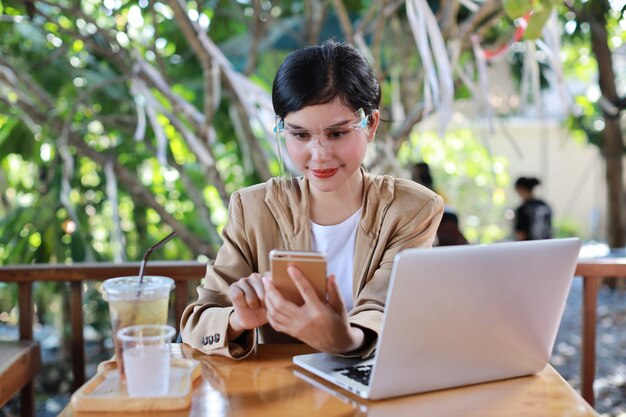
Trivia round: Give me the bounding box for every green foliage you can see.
[565,95,604,148]
[503,0,534,20]
[502,0,556,40]
[524,3,553,40]
[553,218,583,239]
[557,0,624,153]
[398,129,511,244]
[0,118,37,160]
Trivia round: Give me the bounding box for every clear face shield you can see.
[274,108,370,179]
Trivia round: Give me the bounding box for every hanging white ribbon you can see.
[390,67,406,131]
[471,35,494,133]
[405,0,455,135]
[537,10,571,115]
[406,0,436,115]
[129,79,147,142]
[142,86,168,166]
[526,41,542,117]
[104,160,126,262]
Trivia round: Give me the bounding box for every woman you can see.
[181,40,444,359]
[513,176,552,240]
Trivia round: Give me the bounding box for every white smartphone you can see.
[269,250,327,306]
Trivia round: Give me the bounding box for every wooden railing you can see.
[575,258,626,407]
[0,261,206,390]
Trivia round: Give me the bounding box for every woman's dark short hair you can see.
[515,176,541,191]
[272,40,381,120]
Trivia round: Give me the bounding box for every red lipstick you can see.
[311,168,339,178]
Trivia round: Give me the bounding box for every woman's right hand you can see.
[227,272,268,340]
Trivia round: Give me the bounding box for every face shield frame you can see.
[273,108,370,178]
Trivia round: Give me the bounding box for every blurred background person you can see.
[437,212,470,246]
[513,176,552,240]
[410,161,469,246]
[410,162,435,192]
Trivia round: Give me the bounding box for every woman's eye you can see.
[326,129,349,139]
[287,130,310,140]
[296,131,311,140]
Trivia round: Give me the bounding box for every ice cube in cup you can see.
[102,276,174,380]
[117,324,176,397]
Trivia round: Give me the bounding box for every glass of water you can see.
[117,324,176,397]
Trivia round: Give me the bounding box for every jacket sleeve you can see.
[180,191,258,359]
[345,192,444,359]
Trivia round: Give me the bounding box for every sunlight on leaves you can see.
[398,129,510,243]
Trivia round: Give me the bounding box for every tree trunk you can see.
[587,1,625,248]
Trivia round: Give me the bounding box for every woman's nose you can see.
[309,137,332,160]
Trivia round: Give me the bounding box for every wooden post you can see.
[18,282,33,340]
[70,281,86,390]
[581,275,599,407]
[17,282,35,417]
[175,280,189,337]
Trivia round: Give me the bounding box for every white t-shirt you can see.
[310,209,361,311]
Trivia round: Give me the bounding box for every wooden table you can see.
[58,344,598,417]
[575,256,626,408]
[0,340,40,417]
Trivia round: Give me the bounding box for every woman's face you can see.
[515,186,531,200]
[282,99,378,193]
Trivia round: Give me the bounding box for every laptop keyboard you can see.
[334,364,373,386]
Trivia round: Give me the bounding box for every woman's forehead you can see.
[284,100,356,127]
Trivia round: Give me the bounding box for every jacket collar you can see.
[264,168,395,286]
[264,175,311,249]
[353,169,394,294]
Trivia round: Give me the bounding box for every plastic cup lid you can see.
[102,276,174,300]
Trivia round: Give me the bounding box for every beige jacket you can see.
[181,170,444,359]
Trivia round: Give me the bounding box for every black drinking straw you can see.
[138,231,178,285]
[128,231,178,342]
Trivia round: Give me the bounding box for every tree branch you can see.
[34,0,131,71]
[331,0,354,43]
[68,134,215,257]
[244,0,272,76]
[168,0,274,181]
[458,0,502,48]
[132,78,231,203]
[438,0,461,39]
[142,140,222,247]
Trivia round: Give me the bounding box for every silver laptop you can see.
[293,238,581,400]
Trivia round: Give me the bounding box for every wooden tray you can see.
[71,358,201,412]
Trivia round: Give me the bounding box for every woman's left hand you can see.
[263,266,364,353]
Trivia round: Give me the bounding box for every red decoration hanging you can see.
[482,11,532,61]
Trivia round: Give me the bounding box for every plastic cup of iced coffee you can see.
[102,276,174,381]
